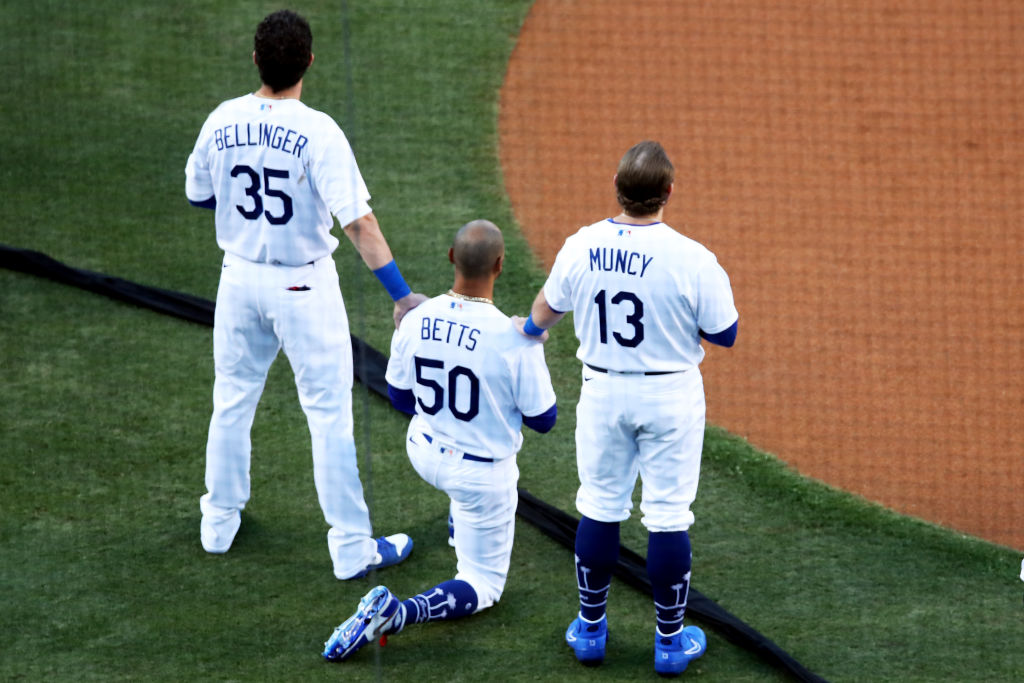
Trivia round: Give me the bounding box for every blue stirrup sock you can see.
[390,579,478,634]
[647,530,693,637]
[575,516,620,623]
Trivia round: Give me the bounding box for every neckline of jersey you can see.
[607,218,663,227]
[446,289,494,305]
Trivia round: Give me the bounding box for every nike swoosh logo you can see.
[566,632,577,643]
[584,377,593,382]
[684,637,702,655]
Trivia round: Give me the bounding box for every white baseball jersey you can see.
[185,94,371,266]
[543,217,737,532]
[543,219,738,372]
[386,294,556,461]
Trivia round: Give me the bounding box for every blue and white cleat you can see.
[654,624,706,677]
[323,585,401,662]
[348,534,413,580]
[565,614,608,666]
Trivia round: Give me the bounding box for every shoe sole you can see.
[323,587,397,661]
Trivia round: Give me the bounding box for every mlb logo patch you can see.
[449,301,463,310]
[618,228,631,236]
[260,104,273,111]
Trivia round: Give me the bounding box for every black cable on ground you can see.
[1,243,827,682]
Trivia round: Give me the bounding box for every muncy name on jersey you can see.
[589,248,654,277]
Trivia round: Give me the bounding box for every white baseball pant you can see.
[405,424,519,610]
[574,365,706,532]
[201,251,376,576]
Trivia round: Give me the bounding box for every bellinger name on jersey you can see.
[213,122,309,158]
[589,247,654,278]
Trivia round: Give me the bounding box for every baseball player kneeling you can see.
[323,220,558,662]
[518,141,738,677]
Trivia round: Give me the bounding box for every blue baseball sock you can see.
[647,531,692,637]
[391,579,478,634]
[575,516,620,623]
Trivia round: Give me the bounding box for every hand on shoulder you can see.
[394,292,429,329]
[511,315,549,343]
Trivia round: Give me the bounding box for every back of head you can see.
[254,10,313,92]
[452,220,504,279]
[615,140,675,217]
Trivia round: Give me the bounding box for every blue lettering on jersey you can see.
[588,248,653,277]
[420,316,479,351]
[214,123,306,157]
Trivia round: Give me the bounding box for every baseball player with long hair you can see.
[184,10,426,579]
[519,141,738,676]
[322,219,557,662]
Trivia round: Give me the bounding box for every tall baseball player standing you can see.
[519,141,738,676]
[322,219,558,662]
[184,10,426,579]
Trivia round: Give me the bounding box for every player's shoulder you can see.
[488,312,543,356]
[656,223,721,259]
[400,293,447,325]
[571,218,616,238]
[210,93,256,114]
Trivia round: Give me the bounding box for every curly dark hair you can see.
[254,10,313,92]
[615,141,675,217]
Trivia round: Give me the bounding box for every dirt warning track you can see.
[499,0,1024,550]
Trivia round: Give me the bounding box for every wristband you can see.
[372,260,412,301]
[523,314,545,337]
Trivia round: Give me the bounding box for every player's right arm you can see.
[514,288,565,341]
[384,312,418,415]
[184,114,218,209]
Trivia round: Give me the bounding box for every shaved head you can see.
[451,220,504,279]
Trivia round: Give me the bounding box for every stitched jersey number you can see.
[230,164,294,225]
[414,356,480,421]
[594,289,645,347]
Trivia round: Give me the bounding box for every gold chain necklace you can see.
[447,289,493,305]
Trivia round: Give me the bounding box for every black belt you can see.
[585,363,677,376]
[422,433,494,463]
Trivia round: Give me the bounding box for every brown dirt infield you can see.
[498,1,1023,550]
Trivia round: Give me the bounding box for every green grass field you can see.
[2,1,1022,681]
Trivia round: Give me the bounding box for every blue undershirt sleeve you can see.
[387,384,416,416]
[188,196,217,210]
[522,403,558,434]
[699,320,738,348]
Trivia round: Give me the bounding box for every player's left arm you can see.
[512,342,558,433]
[695,257,739,348]
[342,212,428,328]
[699,320,738,347]
[523,403,557,433]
